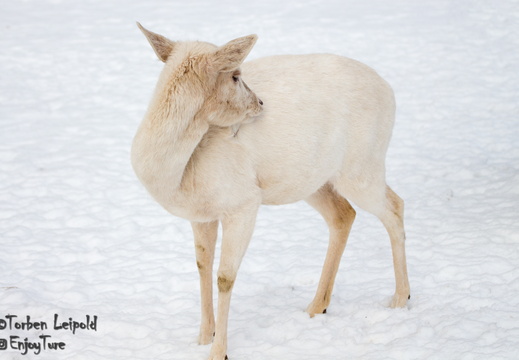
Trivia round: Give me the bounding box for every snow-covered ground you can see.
[1,0,518,359]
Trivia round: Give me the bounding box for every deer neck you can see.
[131,81,210,200]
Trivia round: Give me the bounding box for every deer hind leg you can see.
[305,183,356,317]
[191,220,219,345]
[335,178,410,308]
[383,186,410,307]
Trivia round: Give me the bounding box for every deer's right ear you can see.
[211,34,258,72]
[137,22,176,62]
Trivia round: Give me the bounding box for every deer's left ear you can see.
[211,35,257,72]
[137,22,176,62]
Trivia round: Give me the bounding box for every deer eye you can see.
[232,75,239,83]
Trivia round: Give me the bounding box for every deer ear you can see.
[137,22,176,62]
[211,35,257,72]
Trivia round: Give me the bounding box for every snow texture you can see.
[1,0,518,359]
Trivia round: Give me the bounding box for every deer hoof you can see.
[390,292,410,308]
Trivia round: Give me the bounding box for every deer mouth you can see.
[248,99,263,117]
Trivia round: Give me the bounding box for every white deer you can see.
[131,23,410,360]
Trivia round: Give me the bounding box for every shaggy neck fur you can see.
[131,56,211,198]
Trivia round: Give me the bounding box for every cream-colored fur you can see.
[132,23,410,360]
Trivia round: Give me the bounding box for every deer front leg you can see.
[192,221,219,345]
[208,206,258,360]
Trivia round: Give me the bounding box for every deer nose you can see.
[259,99,263,106]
